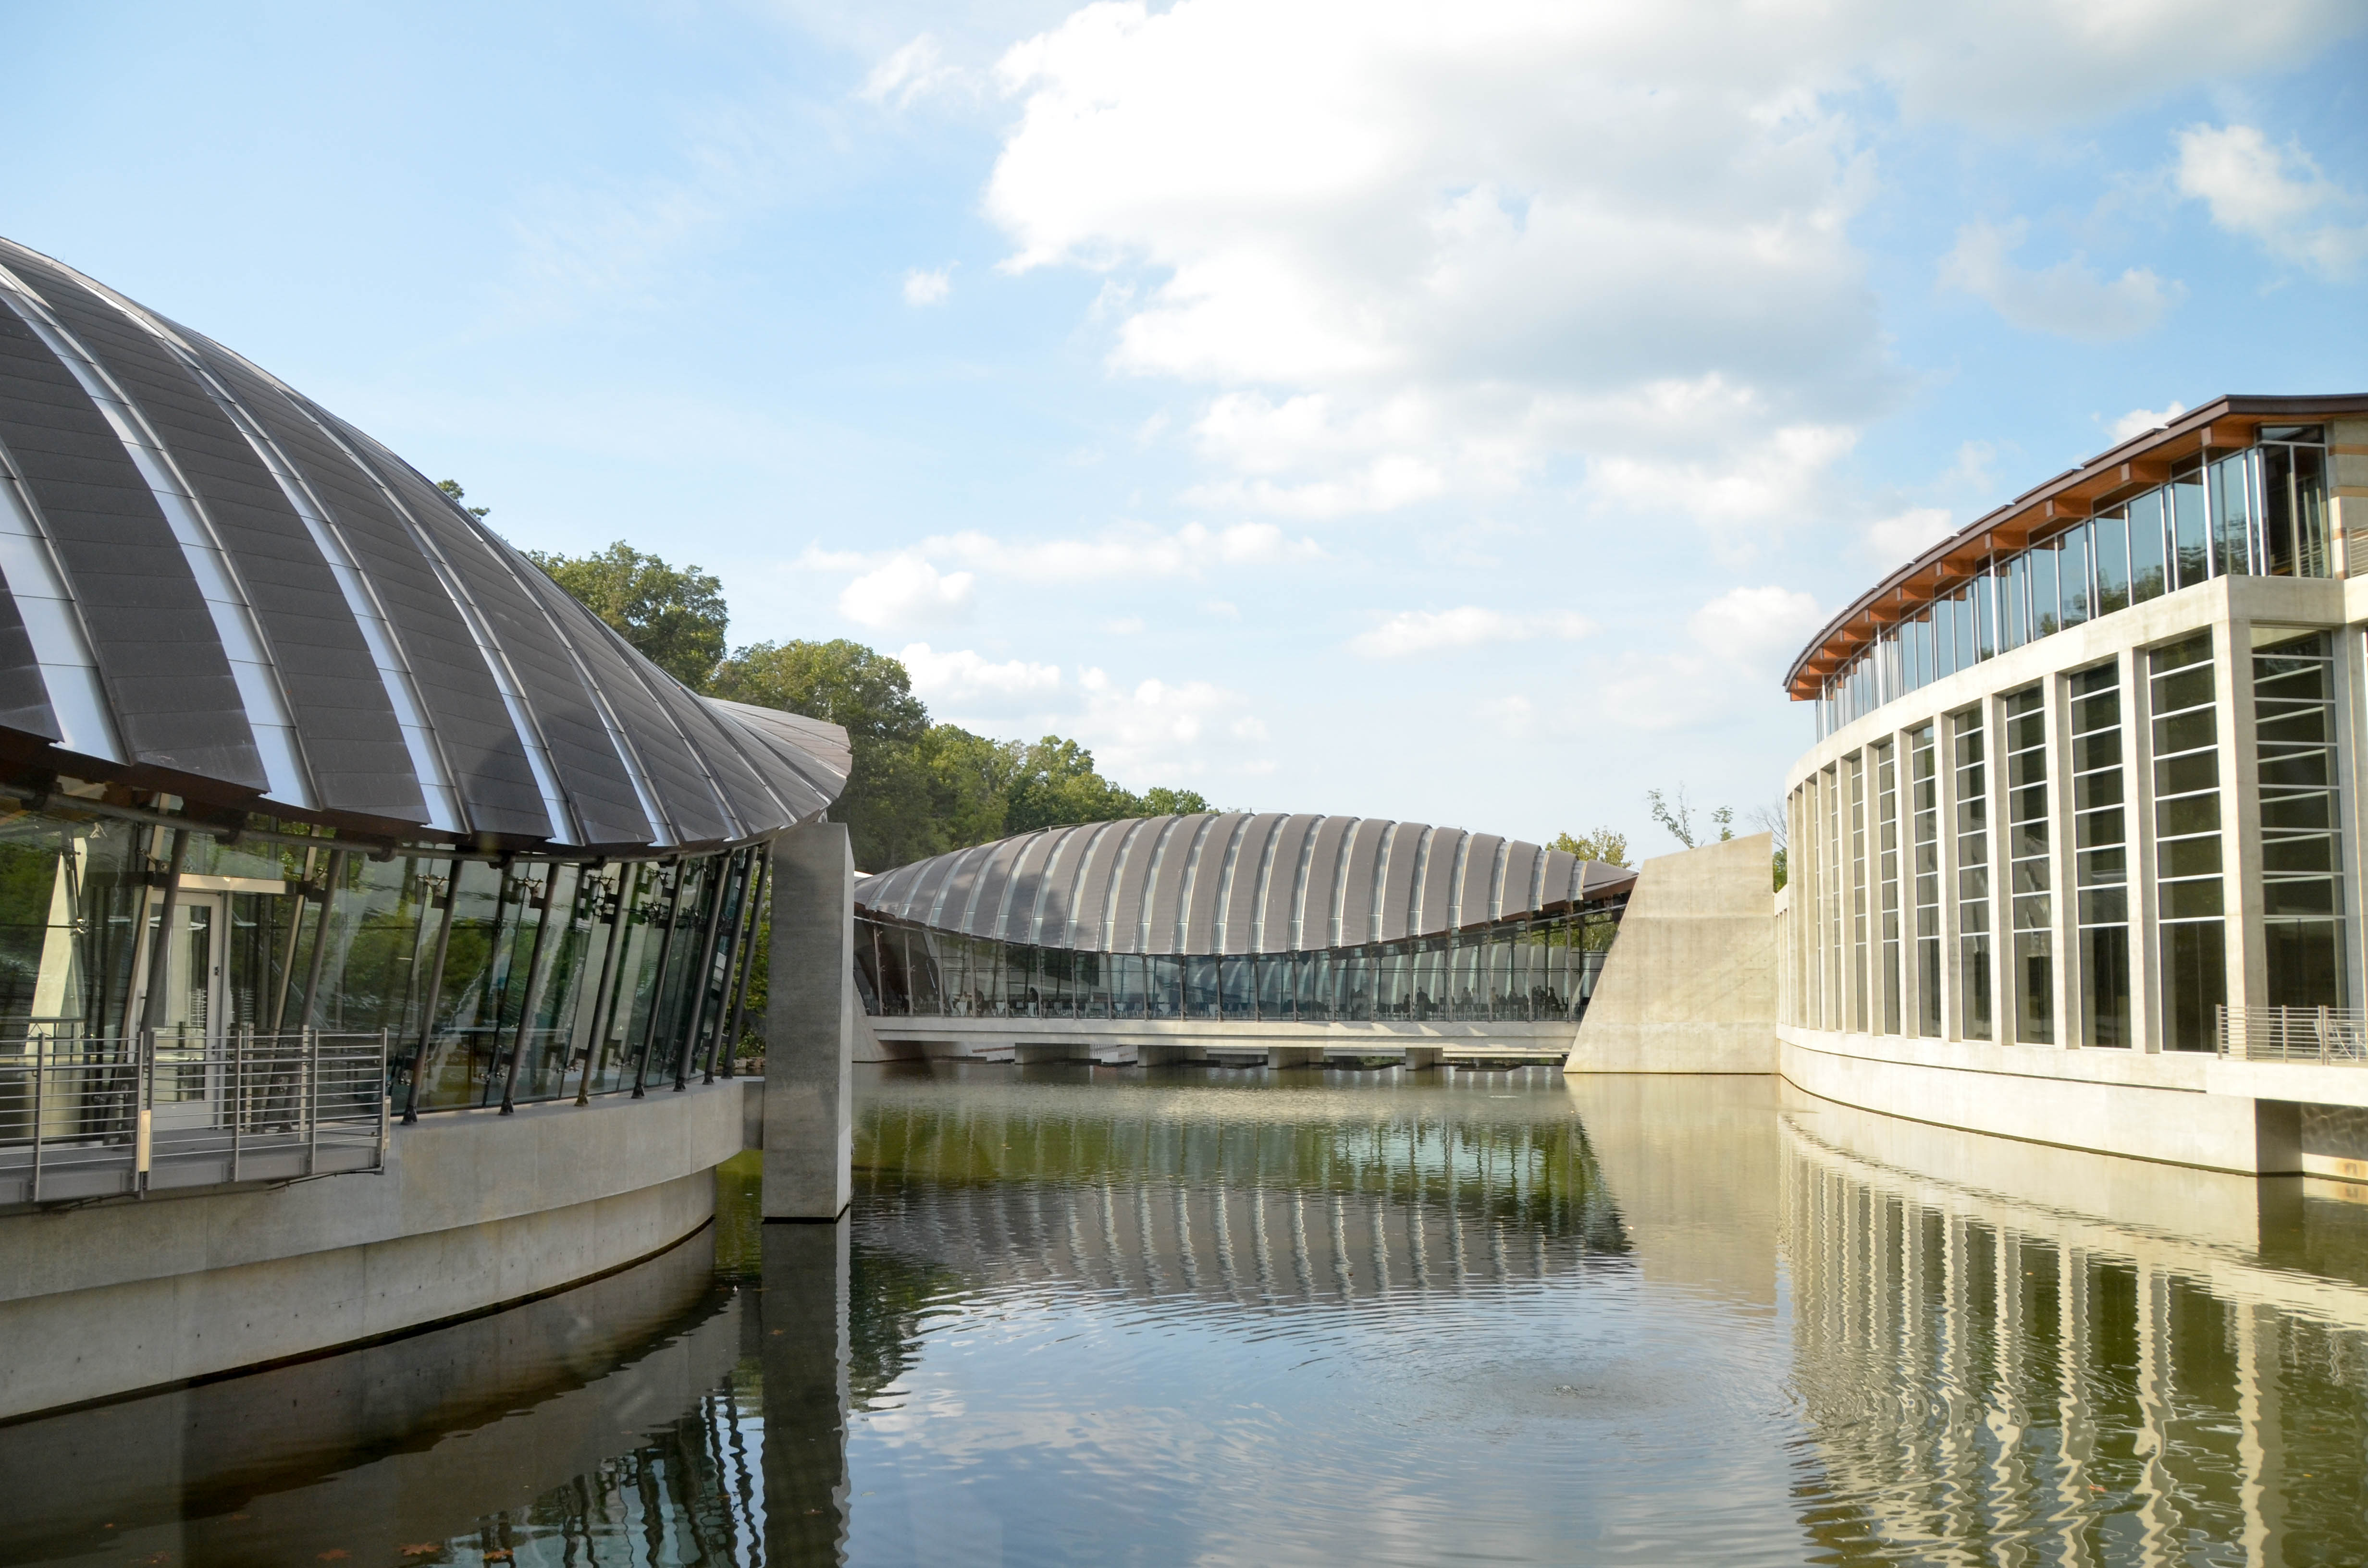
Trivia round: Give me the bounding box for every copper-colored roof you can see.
[1783,394,2368,701]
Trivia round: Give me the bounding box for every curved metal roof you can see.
[856,815,1637,955]
[0,236,846,851]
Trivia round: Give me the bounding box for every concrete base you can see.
[765,824,856,1221]
[1778,1028,2328,1174]
[1568,835,1777,1073]
[1401,1047,1443,1070]
[1267,1046,1324,1068]
[0,1080,744,1421]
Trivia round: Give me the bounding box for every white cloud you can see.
[802,522,1325,589]
[861,34,964,109]
[1863,506,1953,567]
[839,554,976,628]
[1938,219,2181,341]
[978,0,2342,520]
[1347,606,1593,660]
[1073,670,1260,780]
[1600,585,1825,732]
[902,265,954,306]
[2111,402,2188,442]
[1480,695,1533,737]
[896,642,1061,704]
[2175,123,2368,279]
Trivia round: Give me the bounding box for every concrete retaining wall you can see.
[0,1078,745,1421]
[1567,834,1778,1073]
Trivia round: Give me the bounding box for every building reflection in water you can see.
[1782,1090,2368,1564]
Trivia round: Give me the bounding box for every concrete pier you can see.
[764,823,857,1222]
[1267,1046,1325,1069]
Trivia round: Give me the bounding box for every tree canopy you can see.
[525,541,728,688]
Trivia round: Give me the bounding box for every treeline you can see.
[523,540,1209,870]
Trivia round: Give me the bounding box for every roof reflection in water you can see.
[850,1066,1632,1318]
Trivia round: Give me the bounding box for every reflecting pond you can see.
[7,1064,2368,1564]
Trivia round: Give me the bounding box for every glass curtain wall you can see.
[857,902,1626,1025]
[2255,631,2345,1010]
[1911,725,1941,1037]
[2005,686,2053,1044]
[2071,662,2131,1047]
[2152,633,2226,1050]
[1953,709,1993,1041]
[1814,430,2330,739]
[1876,741,1901,1035]
[1850,754,1868,1032]
[0,805,771,1118]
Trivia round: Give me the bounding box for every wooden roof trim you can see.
[1783,394,2368,700]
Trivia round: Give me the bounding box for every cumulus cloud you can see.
[1073,666,1263,778]
[1863,506,1954,566]
[2175,123,2368,279]
[975,0,2341,521]
[1601,585,1825,732]
[861,35,963,109]
[1938,219,2181,341]
[839,554,975,628]
[902,265,954,306]
[2111,402,2188,442]
[897,642,1061,705]
[1347,607,1593,660]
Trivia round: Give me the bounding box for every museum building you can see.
[1780,395,2368,1061]
[0,236,848,1203]
[853,814,1636,1025]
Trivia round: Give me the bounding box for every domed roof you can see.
[857,815,1636,955]
[0,236,844,851]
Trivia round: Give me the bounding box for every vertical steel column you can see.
[137,829,191,1035]
[295,850,349,1030]
[497,868,561,1115]
[268,846,318,1038]
[230,1023,246,1181]
[631,862,687,1099]
[403,860,462,1123]
[674,856,733,1092]
[701,848,756,1085]
[577,863,636,1105]
[717,848,769,1080]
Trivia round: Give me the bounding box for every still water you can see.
[6,1065,2368,1565]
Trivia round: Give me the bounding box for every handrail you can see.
[2217,1004,2368,1063]
[0,1028,389,1205]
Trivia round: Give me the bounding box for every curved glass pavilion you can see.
[855,814,1636,1024]
[0,236,845,1198]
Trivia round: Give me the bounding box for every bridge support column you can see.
[1266,1045,1325,1069]
[1399,1046,1443,1070]
[1013,1042,1075,1065]
[765,823,854,1221]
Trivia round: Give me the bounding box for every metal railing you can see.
[2217,1004,2368,1064]
[0,1027,390,1205]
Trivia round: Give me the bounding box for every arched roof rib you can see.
[0,236,845,852]
[857,814,1637,955]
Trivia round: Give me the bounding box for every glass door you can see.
[150,894,224,1131]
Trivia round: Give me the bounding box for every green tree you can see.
[526,542,728,688]
[1548,826,1631,867]
[1138,785,1214,816]
[1645,786,1732,849]
[435,478,490,519]
[711,639,934,870]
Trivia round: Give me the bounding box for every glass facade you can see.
[1910,724,1940,1038]
[2151,633,2225,1052]
[2255,630,2344,1009]
[2005,686,2053,1045]
[2070,661,2131,1048]
[1816,430,2331,739]
[1876,740,1900,1036]
[1953,709,1992,1041]
[856,902,1624,1025]
[0,796,772,1126]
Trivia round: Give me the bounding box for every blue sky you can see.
[6,0,2364,855]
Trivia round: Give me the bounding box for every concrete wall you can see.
[1567,833,1778,1073]
[0,1078,744,1421]
[764,821,856,1220]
